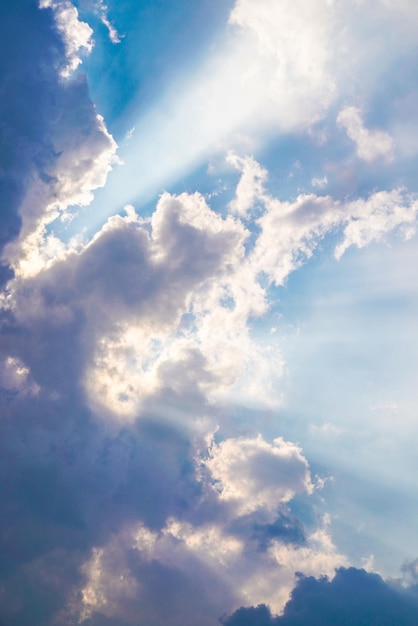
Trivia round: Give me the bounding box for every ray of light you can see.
[58,8,332,242]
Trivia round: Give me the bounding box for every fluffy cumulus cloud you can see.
[0,162,350,623]
[1,1,418,625]
[203,435,313,516]
[4,103,117,278]
[62,435,343,624]
[68,511,346,625]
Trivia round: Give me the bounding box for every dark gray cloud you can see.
[222,567,418,626]
[250,512,307,551]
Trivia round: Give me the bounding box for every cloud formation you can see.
[2,141,417,624]
[39,0,94,76]
[222,567,418,625]
[0,0,117,281]
[1,1,418,624]
[337,106,394,162]
[204,435,313,516]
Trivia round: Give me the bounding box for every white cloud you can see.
[335,189,418,259]
[80,192,281,419]
[5,191,274,421]
[227,153,268,218]
[68,0,418,233]
[3,141,417,622]
[229,0,336,128]
[8,156,417,423]
[78,543,141,623]
[225,155,418,287]
[83,0,341,228]
[3,110,118,278]
[203,434,313,516]
[269,515,348,588]
[253,193,341,286]
[39,0,93,77]
[255,187,418,284]
[73,507,347,624]
[95,0,122,43]
[73,522,242,626]
[150,192,246,273]
[7,2,418,623]
[337,106,394,162]
[86,324,163,419]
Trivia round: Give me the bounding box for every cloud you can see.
[74,522,243,626]
[203,435,313,516]
[94,0,122,43]
[68,484,344,623]
[256,188,418,281]
[0,1,63,265]
[39,0,93,76]
[71,0,418,234]
[252,193,341,286]
[222,567,418,625]
[2,3,418,623]
[251,513,307,551]
[4,102,117,278]
[2,122,417,621]
[311,176,327,189]
[337,106,394,162]
[225,156,418,286]
[229,0,335,128]
[2,185,276,426]
[80,0,341,229]
[227,154,268,218]
[0,1,117,281]
[334,189,418,259]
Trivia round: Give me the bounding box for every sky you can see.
[1,1,418,624]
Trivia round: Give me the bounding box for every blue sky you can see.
[2,1,418,624]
